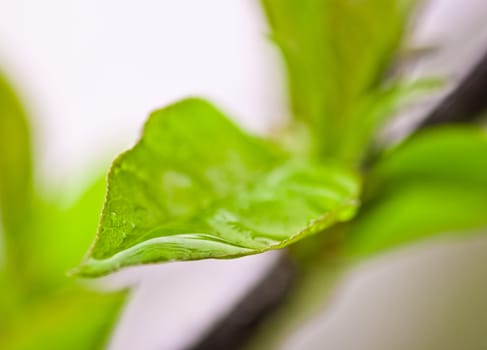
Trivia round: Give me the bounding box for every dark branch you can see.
[187,255,296,350]
[419,48,487,127]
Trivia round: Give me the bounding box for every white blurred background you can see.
[1,0,487,349]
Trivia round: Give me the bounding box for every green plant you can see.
[73,0,456,278]
[2,0,487,349]
[74,0,487,280]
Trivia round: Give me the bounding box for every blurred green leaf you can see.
[32,176,108,289]
[75,98,360,277]
[0,287,125,350]
[0,71,32,260]
[338,77,443,162]
[0,172,127,350]
[262,0,415,162]
[346,126,487,256]
[368,127,487,189]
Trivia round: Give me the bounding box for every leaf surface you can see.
[346,127,487,256]
[0,173,127,349]
[0,288,125,350]
[76,98,360,277]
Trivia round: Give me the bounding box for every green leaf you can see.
[0,71,32,253]
[337,77,443,162]
[28,174,110,291]
[369,127,487,189]
[0,173,127,349]
[0,71,37,305]
[0,287,125,350]
[75,98,360,277]
[261,0,415,162]
[345,126,487,257]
